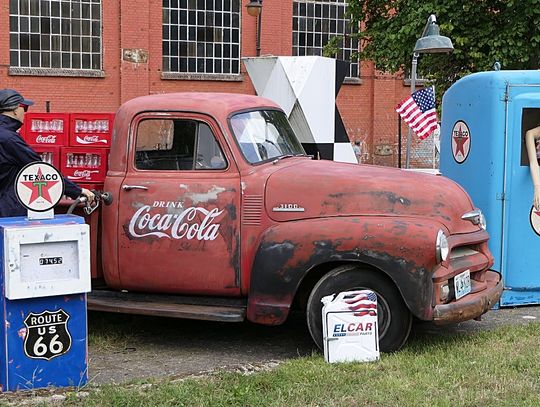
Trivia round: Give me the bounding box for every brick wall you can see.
[0,0,410,166]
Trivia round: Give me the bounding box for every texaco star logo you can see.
[15,162,64,212]
[530,207,540,236]
[452,120,471,164]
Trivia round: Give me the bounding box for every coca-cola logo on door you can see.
[128,202,223,240]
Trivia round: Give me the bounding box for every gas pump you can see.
[0,162,92,391]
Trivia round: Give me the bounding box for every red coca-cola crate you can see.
[60,147,108,183]
[24,113,69,146]
[69,113,114,148]
[30,144,61,169]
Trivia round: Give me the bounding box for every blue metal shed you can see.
[440,70,540,306]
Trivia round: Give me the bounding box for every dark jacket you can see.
[0,115,82,217]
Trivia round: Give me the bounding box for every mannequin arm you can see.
[525,126,540,210]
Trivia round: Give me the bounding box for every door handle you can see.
[122,185,148,191]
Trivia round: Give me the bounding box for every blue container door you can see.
[501,87,540,305]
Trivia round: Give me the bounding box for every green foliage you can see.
[348,0,540,92]
[322,36,343,58]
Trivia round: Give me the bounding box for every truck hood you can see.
[265,160,479,234]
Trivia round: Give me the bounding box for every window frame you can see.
[8,0,104,77]
[292,0,359,81]
[161,0,242,81]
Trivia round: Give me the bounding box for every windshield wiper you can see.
[272,153,313,164]
[272,154,295,164]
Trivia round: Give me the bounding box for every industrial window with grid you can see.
[162,0,241,76]
[293,0,358,79]
[9,0,102,74]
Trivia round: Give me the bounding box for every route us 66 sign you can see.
[23,309,72,360]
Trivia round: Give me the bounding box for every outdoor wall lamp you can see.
[246,0,263,56]
[405,14,454,169]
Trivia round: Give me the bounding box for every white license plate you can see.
[454,269,471,300]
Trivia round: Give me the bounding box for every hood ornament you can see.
[461,208,486,229]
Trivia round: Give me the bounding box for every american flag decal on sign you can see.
[396,86,438,140]
[344,291,377,317]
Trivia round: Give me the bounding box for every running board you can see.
[87,290,247,322]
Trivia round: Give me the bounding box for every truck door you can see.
[116,113,241,295]
[502,90,540,305]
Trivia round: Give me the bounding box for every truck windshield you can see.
[230,110,305,164]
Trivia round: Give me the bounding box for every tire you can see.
[306,264,412,353]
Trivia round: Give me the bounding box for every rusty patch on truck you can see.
[247,217,438,325]
[248,236,431,325]
[327,191,412,207]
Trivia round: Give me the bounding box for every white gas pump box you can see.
[3,223,91,299]
[322,290,380,363]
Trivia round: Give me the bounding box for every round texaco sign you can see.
[15,162,64,212]
[530,206,540,236]
[451,120,471,164]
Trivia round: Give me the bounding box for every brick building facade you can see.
[1,0,410,166]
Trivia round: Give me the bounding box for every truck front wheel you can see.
[306,265,412,353]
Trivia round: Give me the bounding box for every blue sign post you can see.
[440,70,540,306]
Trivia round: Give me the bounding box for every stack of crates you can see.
[21,113,114,193]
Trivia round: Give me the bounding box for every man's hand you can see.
[81,188,95,204]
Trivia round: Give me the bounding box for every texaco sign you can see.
[452,120,471,164]
[15,162,64,212]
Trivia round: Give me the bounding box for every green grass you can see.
[57,322,540,407]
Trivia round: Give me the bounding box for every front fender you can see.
[247,216,444,325]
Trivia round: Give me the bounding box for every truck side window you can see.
[134,119,226,170]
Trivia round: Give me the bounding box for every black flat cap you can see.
[0,89,35,111]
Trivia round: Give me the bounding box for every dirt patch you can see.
[87,311,316,385]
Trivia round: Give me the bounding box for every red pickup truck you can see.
[81,92,502,352]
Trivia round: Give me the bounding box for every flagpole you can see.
[405,52,419,169]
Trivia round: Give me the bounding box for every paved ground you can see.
[87,305,540,385]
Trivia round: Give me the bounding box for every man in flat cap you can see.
[0,89,94,217]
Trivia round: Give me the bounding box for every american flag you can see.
[344,291,377,317]
[396,86,438,140]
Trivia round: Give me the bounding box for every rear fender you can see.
[246,216,443,325]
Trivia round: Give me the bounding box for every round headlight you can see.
[436,229,449,263]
